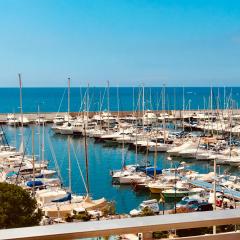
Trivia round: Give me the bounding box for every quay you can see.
[0,108,240,122]
[190,180,240,201]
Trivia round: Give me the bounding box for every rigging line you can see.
[46,133,63,185]
[56,87,67,115]
[77,88,88,117]
[212,89,225,135]
[100,87,107,112]
[134,86,142,113]
[70,139,89,194]
[88,90,95,113]
[15,130,31,185]
[57,140,68,170]
[0,125,9,147]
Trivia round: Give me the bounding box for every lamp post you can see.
[159,192,165,215]
[213,158,217,235]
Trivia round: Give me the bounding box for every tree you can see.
[73,211,91,221]
[0,182,42,229]
[102,201,116,216]
[140,207,155,216]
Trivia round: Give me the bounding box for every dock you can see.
[190,180,240,201]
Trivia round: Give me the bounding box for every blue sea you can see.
[2,87,240,213]
[2,87,240,113]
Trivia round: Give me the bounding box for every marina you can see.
[1,1,240,238]
[1,85,240,217]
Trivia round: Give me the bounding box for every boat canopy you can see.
[26,180,43,187]
[145,167,162,176]
[51,192,71,203]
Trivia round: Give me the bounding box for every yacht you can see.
[53,115,65,125]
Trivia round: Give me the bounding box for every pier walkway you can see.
[190,180,240,201]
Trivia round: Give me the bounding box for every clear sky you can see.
[0,0,240,87]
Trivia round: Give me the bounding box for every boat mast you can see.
[18,73,24,152]
[99,90,102,129]
[224,86,226,110]
[68,135,71,192]
[117,86,120,121]
[13,109,17,150]
[32,127,35,197]
[154,131,157,181]
[42,120,45,161]
[174,87,176,129]
[182,86,185,131]
[68,77,70,124]
[107,80,110,133]
[142,84,145,130]
[121,128,125,170]
[132,87,135,118]
[229,99,233,159]
[162,84,166,143]
[84,123,90,195]
[87,83,89,128]
[149,87,152,110]
[37,105,40,160]
[210,86,213,135]
[68,78,71,192]
[213,157,217,234]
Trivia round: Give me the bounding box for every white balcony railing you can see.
[0,209,240,240]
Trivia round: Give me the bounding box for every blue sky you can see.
[0,0,240,87]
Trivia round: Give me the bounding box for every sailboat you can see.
[58,78,74,135]
[42,97,108,218]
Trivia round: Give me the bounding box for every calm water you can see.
[2,87,240,213]
[3,124,238,213]
[1,87,240,113]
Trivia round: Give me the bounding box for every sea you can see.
[1,87,240,213]
[1,87,239,113]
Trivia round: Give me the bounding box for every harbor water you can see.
[3,123,239,213]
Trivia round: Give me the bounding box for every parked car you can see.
[190,202,213,212]
[130,199,159,216]
[176,197,200,209]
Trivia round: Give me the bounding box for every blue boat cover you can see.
[35,174,44,178]
[136,165,151,172]
[145,167,162,176]
[52,192,72,202]
[26,180,43,187]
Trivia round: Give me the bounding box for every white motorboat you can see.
[142,110,158,125]
[58,122,73,135]
[167,141,196,157]
[119,172,150,185]
[130,199,159,216]
[53,115,65,125]
[148,142,173,152]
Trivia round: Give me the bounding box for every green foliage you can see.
[74,211,91,221]
[65,213,73,222]
[102,201,116,216]
[140,207,155,216]
[152,231,169,239]
[0,182,42,229]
